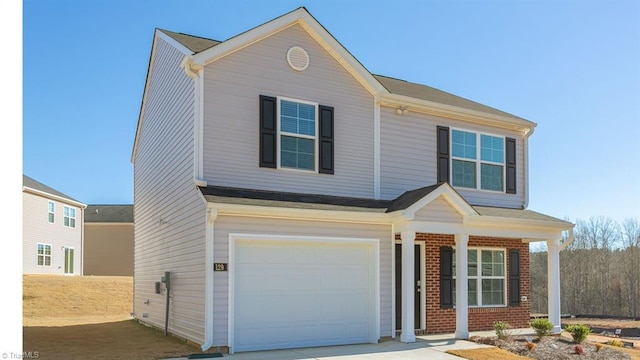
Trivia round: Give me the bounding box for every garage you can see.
[231,236,379,352]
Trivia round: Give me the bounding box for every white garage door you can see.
[232,238,376,352]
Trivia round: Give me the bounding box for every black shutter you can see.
[259,95,277,168]
[437,126,450,183]
[318,105,334,174]
[509,249,521,306]
[506,137,517,194]
[440,246,454,308]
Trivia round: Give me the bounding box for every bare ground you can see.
[22,275,215,360]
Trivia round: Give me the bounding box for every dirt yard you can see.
[22,275,214,360]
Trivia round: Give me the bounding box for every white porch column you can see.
[455,233,469,339]
[547,238,562,333]
[400,231,416,343]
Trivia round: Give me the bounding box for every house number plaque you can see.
[213,263,228,271]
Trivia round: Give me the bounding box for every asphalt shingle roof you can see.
[159,29,220,54]
[23,175,81,203]
[85,205,134,223]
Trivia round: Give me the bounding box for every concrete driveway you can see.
[164,333,497,360]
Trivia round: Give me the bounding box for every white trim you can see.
[22,187,87,208]
[523,127,534,208]
[36,242,52,267]
[276,96,319,173]
[450,128,506,193]
[63,205,77,228]
[373,97,381,199]
[156,30,194,56]
[63,246,76,275]
[393,239,426,330]
[400,183,478,220]
[227,233,380,353]
[48,200,55,224]
[201,206,217,351]
[453,247,508,308]
[379,94,536,133]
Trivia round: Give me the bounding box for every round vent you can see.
[286,46,309,71]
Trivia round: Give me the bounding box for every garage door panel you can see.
[233,239,375,352]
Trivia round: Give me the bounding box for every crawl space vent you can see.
[287,46,309,71]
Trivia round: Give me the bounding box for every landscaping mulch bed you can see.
[470,334,633,360]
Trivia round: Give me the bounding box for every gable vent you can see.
[287,46,309,71]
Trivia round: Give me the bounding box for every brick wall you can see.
[398,233,530,334]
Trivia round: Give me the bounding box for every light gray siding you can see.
[211,215,393,347]
[380,107,526,208]
[202,24,375,198]
[413,197,463,223]
[22,192,83,275]
[133,36,207,345]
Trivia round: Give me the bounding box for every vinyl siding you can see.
[133,35,207,345]
[211,215,393,347]
[22,192,83,275]
[84,223,134,276]
[202,24,375,198]
[413,197,463,223]
[380,106,526,208]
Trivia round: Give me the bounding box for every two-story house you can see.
[23,175,86,275]
[132,7,573,353]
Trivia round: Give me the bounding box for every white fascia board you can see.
[466,215,573,231]
[156,30,196,56]
[191,8,387,97]
[402,183,477,219]
[379,93,536,134]
[23,187,87,209]
[215,202,391,225]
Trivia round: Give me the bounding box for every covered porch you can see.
[389,183,573,342]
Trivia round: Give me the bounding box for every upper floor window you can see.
[279,98,317,171]
[63,206,76,228]
[451,129,504,192]
[37,243,51,266]
[48,201,55,223]
[453,248,506,307]
[259,95,334,174]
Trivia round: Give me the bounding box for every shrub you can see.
[574,344,584,355]
[595,343,604,352]
[565,324,592,344]
[525,342,536,352]
[493,321,512,340]
[606,339,624,347]
[529,318,553,337]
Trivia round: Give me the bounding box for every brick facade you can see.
[397,233,530,334]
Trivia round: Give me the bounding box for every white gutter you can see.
[522,126,536,208]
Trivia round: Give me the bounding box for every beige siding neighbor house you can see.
[23,175,86,275]
[132,7,574,353]
[84,205,134,276]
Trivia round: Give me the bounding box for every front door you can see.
[64,247,74,275]
[395,244,421,330]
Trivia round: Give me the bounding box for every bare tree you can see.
[621,218,640,317]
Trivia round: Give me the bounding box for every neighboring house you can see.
[22,175,86,275]
[84,205,134,276]
[132,7,574,353]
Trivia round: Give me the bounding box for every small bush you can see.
[574,344,584,355]
[595,343,604,352]
[529,318,553,337]
[493,321,512,340]
[565,324,591,344]
[606,339,624,347]
[525,342,536,352]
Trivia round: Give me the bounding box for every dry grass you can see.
[563,318,640,329]
[22,275,212,359]
[447,347,531,359]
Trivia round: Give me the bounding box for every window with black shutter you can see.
[509,249,521,306]
[440,246,454,308]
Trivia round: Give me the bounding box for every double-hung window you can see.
[63,206,76,228]
[453,249,506,307]
[48,201,55,223]
[37,243,51,266]
[279,98,317,171]
[451,130,505,192]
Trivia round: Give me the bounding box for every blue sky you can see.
[19,0,640,225]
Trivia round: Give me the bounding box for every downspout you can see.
[181,56,207,187]
[373,95,381,199]
[559,227,575,251]
[523,126,535,209]
[201,205,217,351]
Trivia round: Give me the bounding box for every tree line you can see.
[529,217,640,318]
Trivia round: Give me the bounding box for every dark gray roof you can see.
[200,186,391,213]
[23,175,81,203]
[199,184,569,226]
[159,29,220,54]
[373,74,526,121]
[85,205,134,223]
[473,206,572,224]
